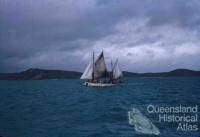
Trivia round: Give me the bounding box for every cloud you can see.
[88,18,200,72]
[0,0,200,72]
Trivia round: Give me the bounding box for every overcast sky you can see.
[1,0,200,73]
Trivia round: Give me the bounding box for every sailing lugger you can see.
[80,51,123,87]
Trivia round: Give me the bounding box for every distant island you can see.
[0,68,200,80]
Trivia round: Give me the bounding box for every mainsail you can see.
[94,51,108,78]
[80,62,93,79]
[113,59,123,79]
[80,51,123,86]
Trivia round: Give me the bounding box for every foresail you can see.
[94,51,107,78]
[113,59,123,79]
[80,62,93,79]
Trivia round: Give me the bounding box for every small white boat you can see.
[80,51,123,87]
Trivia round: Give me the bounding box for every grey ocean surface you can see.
[0,77,199,137]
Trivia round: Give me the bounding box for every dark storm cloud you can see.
[0,0,200,72]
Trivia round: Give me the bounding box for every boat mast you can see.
[111,60,113,80]
[102,50,107,79]
[92,52,95,81]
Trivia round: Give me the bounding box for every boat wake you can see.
[128,107,160,135]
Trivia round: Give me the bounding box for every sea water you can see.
[0,77,199,137]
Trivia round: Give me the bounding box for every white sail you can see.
[80,62,93,79]
[94,51,107,78]
[113,59,123,79]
